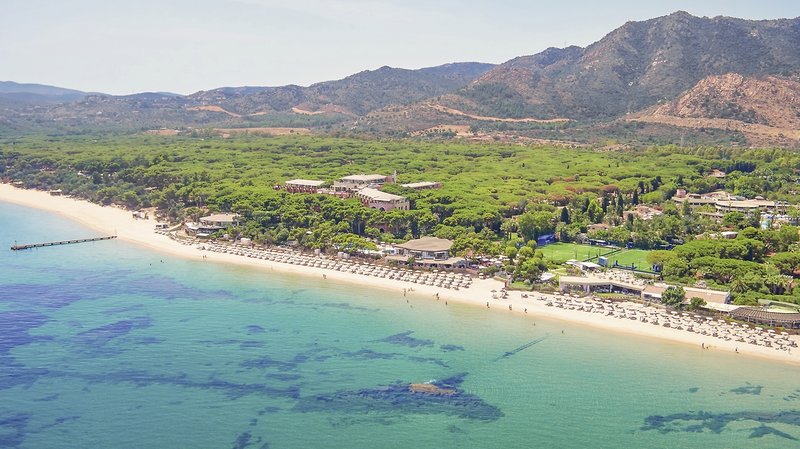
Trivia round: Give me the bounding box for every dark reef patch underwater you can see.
[294,373,503,422]
[642,410,800,440]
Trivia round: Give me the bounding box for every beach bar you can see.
[185,213,241,237]
[387,237,466,269]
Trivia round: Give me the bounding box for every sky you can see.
[1,0,798,95]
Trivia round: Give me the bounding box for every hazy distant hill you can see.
[0,62,494,130]
[0,81,90,105]
[187,62,496,116]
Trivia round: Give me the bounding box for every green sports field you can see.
[601,249,652,271]
[539,243,653,271]
[539,243,615,263]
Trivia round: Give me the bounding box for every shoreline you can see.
[2,183,799,366]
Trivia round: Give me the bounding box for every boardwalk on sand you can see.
[11,235,117,251]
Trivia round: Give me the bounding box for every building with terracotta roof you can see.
[354,187,409,211]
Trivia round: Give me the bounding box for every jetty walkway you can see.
[11,235,117,251]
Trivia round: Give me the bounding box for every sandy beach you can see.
[2,183,799,365]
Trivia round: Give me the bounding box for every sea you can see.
[1,200,799,449]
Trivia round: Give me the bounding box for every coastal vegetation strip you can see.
[3,134,800,305]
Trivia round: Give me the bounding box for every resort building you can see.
[713,198,778,213]
[333,174,390,192]
[400,181,441,190]
[200,213,241,228]
[186,213,242,237]
[386,236,466,269]
[354,187,410,211]
[673,190,784,214]
[284,179,325,193]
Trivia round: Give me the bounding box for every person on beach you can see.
[323,274,326,279]
[486,302,490,308]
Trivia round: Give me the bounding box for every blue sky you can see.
[1,0,797,94]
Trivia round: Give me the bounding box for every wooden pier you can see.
[11,235,117,251]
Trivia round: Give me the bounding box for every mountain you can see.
[186,62,496,116]
[434,11,800,120]
[0,62,495,131]
[3,11,800,147]
[631,73,800,145]
[0,81,91,106]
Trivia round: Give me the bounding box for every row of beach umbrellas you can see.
[199,243,472,290]
[534,294,797,352]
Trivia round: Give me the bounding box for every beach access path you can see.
[2,183,798,365]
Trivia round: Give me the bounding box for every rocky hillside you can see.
[630,73,800,145]
[436,11,800,120]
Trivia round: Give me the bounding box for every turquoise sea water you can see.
[1,201,800,449]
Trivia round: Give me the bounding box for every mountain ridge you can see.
[435,11,800,121]
[2,11,800,147]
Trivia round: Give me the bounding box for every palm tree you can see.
[730,277,748,294]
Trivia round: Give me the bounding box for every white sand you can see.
[2,183,799,365]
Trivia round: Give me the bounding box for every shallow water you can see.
[2,201,799,449]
